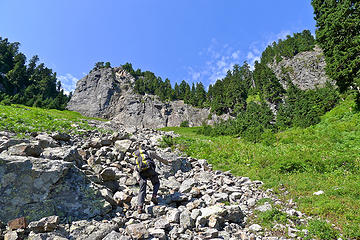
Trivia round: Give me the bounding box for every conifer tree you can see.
[312,0,360,93]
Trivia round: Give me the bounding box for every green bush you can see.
[207,101,274,143]
[180,120,189,127]
[307,219,339,240]
[159,135,175,148]
[257,208,289,228]
[276,159,306,173]
[276,83,339,130]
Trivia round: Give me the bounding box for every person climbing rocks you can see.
[132,144,170,214]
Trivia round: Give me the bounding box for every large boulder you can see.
[6,143,42,157]
[0,154,111,222]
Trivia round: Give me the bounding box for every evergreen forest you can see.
[0,37,70,110]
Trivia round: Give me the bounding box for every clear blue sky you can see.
[0,0,316,93]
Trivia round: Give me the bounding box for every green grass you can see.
[0,104,107,135]
[160,95,360,239]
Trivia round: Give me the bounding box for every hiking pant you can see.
[137,167,160,207]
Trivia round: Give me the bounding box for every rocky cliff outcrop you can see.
[67,67,134,119]
[268,46,331,90]
[0,125,312,239]
[67,67,227,128]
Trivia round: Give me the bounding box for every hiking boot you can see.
[151,196,158,205]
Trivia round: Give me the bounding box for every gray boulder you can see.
[114,140,132,153]
[28,215,59,233]
[0,154,111,222]
[103,230,130,240]
[69,220,118,240]
[125,223,149,239]
[0,139,30,153]
[179,210,194,230]
[41,146,83,166]
[179,178,196,193]
[36,134,59,148]
[51,132,71,142]
[7,143,42,157]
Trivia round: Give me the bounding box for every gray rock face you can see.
[67,67,230,128]
[0,154,110,222]
[268,46,331,90]
[67,67,130,119]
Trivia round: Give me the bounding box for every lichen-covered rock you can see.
[4,231,19,240]
[7,217,27,230]
[0,155,110,222]
[103,230,129,240]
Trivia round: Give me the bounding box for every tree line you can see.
[122,62,207,107]
[0,37,69,110]
[200,30,339,141]
[121,30,339,141]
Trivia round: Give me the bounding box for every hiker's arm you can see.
[149,151,170,165]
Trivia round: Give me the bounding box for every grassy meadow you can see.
[161,96,360,239]
[0,104,106,136]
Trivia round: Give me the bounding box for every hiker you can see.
[133,145,170,214]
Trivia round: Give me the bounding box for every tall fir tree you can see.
[312,0,360,93]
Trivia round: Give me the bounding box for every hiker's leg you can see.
[138,175,147,208]
[150,173,160,197]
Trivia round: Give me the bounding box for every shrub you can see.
[307,219,339,240]
[159,135,175,148]
[276,82,339,130]
[257,208,289,228]
[180,120,189,127]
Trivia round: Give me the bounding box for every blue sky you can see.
[1,0,316,93]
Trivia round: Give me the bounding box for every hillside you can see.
[162,95,360,238]
[0,104,323,239]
